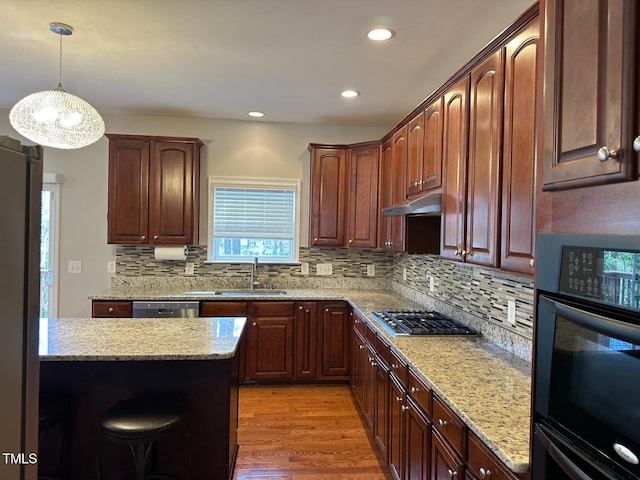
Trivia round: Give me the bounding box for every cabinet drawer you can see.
[408,369,432,417]
[433,395,466,456]
[200,301,247,317]
[251,301,295,317]
[92,301,133,318]
[374,333,390,366]
[389,349,408,387]
[467,431,518,480]
[353,312,368,337]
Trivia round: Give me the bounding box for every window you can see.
[208,177,300,263]
[41,173,64,318]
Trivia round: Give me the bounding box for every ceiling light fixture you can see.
[340,90,360,98]
[9,22,105,149]
[367,28,395,41]
[247,111,265,118]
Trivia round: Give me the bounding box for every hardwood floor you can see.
[234,384,392,480]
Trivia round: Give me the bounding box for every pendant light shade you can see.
[9,22,105,150]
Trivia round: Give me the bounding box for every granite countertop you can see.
[89,287,531,473]
[39,316,246,361]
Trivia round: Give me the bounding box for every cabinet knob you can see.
[461,249,467,256]
[370,361,377,366]
[325,308,329,312]
[479,467,492,478]
[633,135,640,153]
[359,344,365,350]
[438,418,448,428]
[447,469,457,478]
[108,307,114,313]
[153,235,158,240]
[401,405,409,412]
[141,235,146,241]
[396,396,403,403]
[349,239,353,244]
[529,258,535,267]
[597,146,618,162]
[410,386,419,393]
[314,237,318,242]
[252,322,257,326]
[465,250,473,257]
[454,249,462,256]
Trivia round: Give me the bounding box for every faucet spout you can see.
[250,257,259,289]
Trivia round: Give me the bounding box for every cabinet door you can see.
[321,303,350,377]
[294,302,317,379]
[379,140,393,249]
[390,127,407,253]
[466,50,503,267]
[91,300,133,318]
[388,377,405,480]
[405,398,431,480]
[407,112,425,197]
[431,430,465,480]
[149,141,200,245]
[351,325,368,417]
[107,137,150,244]
[441,77,470,261]
[542,0,638,190]
[373,355,390,461]
[245,316,294,381]
[501,16,540,275]
[422,97,444,191]
[309,147,347,246]
[347,144,379,248]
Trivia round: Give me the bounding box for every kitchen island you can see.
[39,316,246,480]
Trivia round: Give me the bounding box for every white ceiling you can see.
[2,0,534,128]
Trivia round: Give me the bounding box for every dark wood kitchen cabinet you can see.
[467,431,520,480]
[407,111,425,197]
[500,16,540,275]
[91,300,133,318]
[440,76,470,262]
[107,134,202,245]
[293,302,317,379]
[308,145,347,247]
[320,302,350,378]
[347,143,379,248]
[244,302,295,382]
[407,97,444,197]
[380,129,407,253]
[431,430,465,480]
[541,0,638,191]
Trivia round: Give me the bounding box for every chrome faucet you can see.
[250,257,260,289]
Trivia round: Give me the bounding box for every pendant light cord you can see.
[58,30,63,88]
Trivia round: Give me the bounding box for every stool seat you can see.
[101,398,187,442]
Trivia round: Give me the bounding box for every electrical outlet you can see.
[507,300,516,326]
[402,267,407,282]
[428,275,435,292]
[366,264,375,276]
[316,263,333,275]
[185,262,195,275]
[107,261,116,273]
[300,263,309,275]
[68,260,82,274]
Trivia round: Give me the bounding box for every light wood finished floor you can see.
[234,384,392,480]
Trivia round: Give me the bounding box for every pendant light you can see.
[9,22,105,149]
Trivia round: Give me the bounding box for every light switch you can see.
[68,260,82,274]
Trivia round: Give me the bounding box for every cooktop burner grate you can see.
[371,310,476,336]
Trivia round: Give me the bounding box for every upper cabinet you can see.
[309,142,379,248]
[309,145,347,247]
[407,98,444,197]
[380,128,407,253]
[542,0,639,190]
[107,134,202,245]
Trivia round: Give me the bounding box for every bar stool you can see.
[100,397,188,480]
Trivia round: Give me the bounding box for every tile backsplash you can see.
[113,246,534,360]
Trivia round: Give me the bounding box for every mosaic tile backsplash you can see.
[113,246,534,360]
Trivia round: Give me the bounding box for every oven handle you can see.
[539,295,640,345]
[535,423,594,480]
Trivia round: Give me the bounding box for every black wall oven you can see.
[533,234,640,480]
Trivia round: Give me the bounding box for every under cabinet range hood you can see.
[381,192,442,216]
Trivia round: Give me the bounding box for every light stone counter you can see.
[89,287,531,473]
[39,316,246,361]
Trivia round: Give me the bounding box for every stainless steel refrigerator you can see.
[0,136,42,480]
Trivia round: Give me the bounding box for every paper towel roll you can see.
[154,245,189,261]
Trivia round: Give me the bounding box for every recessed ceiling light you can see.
[247,111,265,118]
[367,28,395,41]
[340,90,360,98]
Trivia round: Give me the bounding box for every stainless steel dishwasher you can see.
[132,301,199,318]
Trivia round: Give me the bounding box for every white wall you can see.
[1,110,389,317]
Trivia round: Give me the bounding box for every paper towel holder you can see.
[154,245,189,261]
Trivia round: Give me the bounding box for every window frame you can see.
[207,176,301,264]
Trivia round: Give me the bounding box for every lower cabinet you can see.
[405,397,431,480]
[431,430,466,480]
[320,302,351,378]
[294,302,318,379]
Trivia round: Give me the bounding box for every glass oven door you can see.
[535,294,640,480]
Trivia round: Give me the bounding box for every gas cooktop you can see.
[371,310,477,336]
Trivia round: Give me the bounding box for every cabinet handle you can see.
[396,396,403,403]
[466,250,473,257]
[370,361,377,366]
[252,322,257,326]
[359,344,365,350]
[438,418,448,428]
[349,239,353,244]
[141,235,146,241]
[410,386,419,393]
[529,258,535,267]
[447,469,457,478]
[314,237,318,242]
[461,249,467,256]
[401,405,409,412]
[299,306,303,310]
[633,135,640,153]
[479,467,492,478]
[325,308,330,312]
[153,235,158,240]
[454,249,462,256]
[597,146,618,161]
[108,307,114,313]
